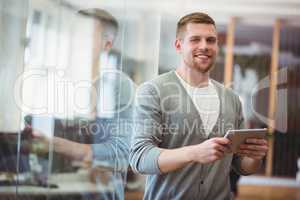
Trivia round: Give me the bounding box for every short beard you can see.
[184,58,215,74]
[197,63,215,73]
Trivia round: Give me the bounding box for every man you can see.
[25,8,135,200]
[129,12,268,200]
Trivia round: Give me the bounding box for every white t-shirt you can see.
[175,71,220,136]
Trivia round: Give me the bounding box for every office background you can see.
[0,0,299,199]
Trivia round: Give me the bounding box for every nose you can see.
[198,39,208,51]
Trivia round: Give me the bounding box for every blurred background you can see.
[0,0,300,199]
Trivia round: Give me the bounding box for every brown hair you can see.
[176,12,215,38]
[78,8,119,42]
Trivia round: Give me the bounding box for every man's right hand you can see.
[22,126,50,154]
[158,137,231,173]
[189,137,231,164]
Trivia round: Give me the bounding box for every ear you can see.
[104,40,113,51]
[175,38,182,53]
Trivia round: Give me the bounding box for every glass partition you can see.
[228,25,273,182]
[0,0,162,199]
[0,0,28,199]
[231,24,272,130]
[0,0,139,199]
[273,25,300,177]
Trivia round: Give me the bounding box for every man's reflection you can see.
[24,8,135,200]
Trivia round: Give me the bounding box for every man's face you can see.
[175,23,218,73]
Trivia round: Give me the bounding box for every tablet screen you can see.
[224,128,268,153]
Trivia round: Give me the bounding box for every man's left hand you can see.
[237,138,268,160]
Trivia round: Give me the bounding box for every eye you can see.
[207,37,217,44]
[190,38,200,43]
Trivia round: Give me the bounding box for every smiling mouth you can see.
[194,54,211,59]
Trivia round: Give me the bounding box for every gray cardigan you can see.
[129,71,250,200]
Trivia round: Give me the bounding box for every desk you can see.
[236,176,300,200]
[0,171,114,199]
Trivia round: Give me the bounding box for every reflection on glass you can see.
[0,0,28,199]
[228,24,273,190]
[1,0,136,199]
[232,25,272,129]
[0,0,27,132]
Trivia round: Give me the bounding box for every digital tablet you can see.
[224,128,268,153]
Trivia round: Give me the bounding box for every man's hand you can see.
[32,128,51,154]
[190,137,231,164]
[21,126,51,154]
[22,126,93,164]
[158,137,231,173]
[237,138,268,160]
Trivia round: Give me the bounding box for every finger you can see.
[212,137,230,145]
[214,143,230,153]
[237,150,266,157]
[239,144,268,152]
[246,138,268,145]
